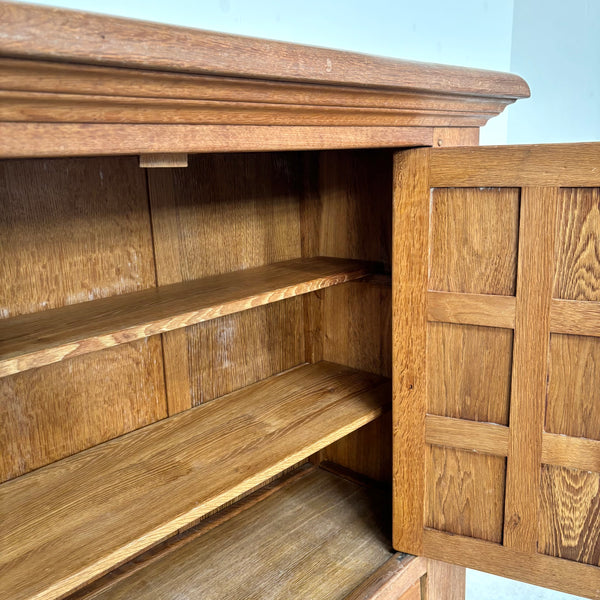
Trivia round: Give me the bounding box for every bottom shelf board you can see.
[71,465,395,600]
[1,361,390,600]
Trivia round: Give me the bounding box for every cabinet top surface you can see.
[0,1,529,99]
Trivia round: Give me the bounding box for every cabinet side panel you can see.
[310,150,393,481]
[0,156,166,481]
[147,152,305,413]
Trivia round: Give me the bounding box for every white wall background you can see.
[15,0,599,598]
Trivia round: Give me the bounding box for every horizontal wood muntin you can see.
[0,123,433,158]
[425,416,600,472]
[550,299,600,337]
[0,2,530,99]
[542,433,600,473]
[0,361,391,600]
[429,143,600,187]
[427,291,516,328]
[0,90,495,127]
[0,256,374,378]
[425,414,509,456]
[0,58,515,114]
[427,293,600,336]
[423,530,600,599]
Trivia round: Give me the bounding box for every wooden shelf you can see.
[0,256,373,377]
[0,361,391,600]
[70,465,396,600]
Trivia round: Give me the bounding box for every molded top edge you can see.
[0,1,530,99]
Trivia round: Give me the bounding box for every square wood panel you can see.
[425,446,506,543]
[554,188,600,302]
[429,188,520,295]
[539,464,600,566]
[547,333,600,441]
[427,322,513,425]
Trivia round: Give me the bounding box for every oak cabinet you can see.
[0,3,598,599]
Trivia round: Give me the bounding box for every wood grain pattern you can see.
[423,529,600,599]
[70,467,394,600]
[0,156,155,317]
[554,188,600,301]
[542,433,600,473]
[425,446,506,543]
[425,415,509,457]
[0,338,166,483]
[0,155,167,481]
[345,554,427,600]
[427,291,516,329]
[503,187,558,552]
[0,123,433,159]
[147,151,305,410]
[0,58,518,114]
[539,465,600,566]
[187,299,305,405]
[311,149,393,481]
[551,299,600,337]
[547,333,600,441]
[430,144,600,187]
[0,2,529,97]
[0,89,507,128]
[427,322,513,425]
[429,187,520,295]
[424,560,466,600]
[392,148,430,555]
[0,361,391,600]
[0,257,370,378]
[432,127,479,148]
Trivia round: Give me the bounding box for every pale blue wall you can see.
[508,0,600,143]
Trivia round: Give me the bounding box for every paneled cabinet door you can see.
[393,143,600,599]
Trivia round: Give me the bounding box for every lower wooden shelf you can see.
[69,465,397,600]
[0,361,390,600]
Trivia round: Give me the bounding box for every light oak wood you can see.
[0,58,517,114]
[427,291,516,329]
[554,187,600,301]
[392,148,430,554]
[547,333,600,441]
[72,466,396,600]
[429,187,520,295]
[551,299,600,337]
[0,123,433,158]
[424,559,466,600]
[0,257,372,377]
[426,415,509,456]
[430,143,600,187]
[425,446,506,543]
[0,155,168,481]
[145,151,305,411]
[423,529,600,599]
[503,187,557,553]
[0,2,529,97]
[345,554,427,600]
[0,89,512,128]
[139,153,188,167]
[542,433,600,473]
[0,361,391,600]
[539,465,600,566]
[427,322,513,425]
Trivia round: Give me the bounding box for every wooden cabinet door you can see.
[392,143,600,599]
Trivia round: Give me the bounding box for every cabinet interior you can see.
[0,148,397,599]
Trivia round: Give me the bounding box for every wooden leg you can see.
[422,559,466,600]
